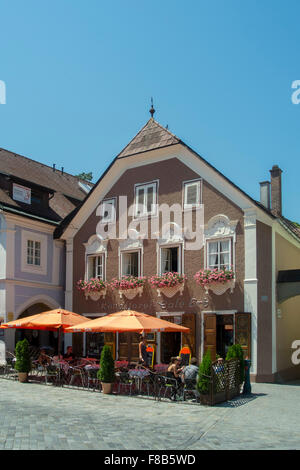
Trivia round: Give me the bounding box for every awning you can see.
[277,270,300,303]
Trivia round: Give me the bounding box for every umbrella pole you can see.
[128,332,132,364]
[57,327,62,385]
[57,327,62,357]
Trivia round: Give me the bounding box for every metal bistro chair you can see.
[4,352,17,379]
[117,371,135,395]
[138,368,156,397]
[45,363,60,386]
[68,365,85,388]
[86,367,101,391]
[182,378,198,401]
[157,374,181,401]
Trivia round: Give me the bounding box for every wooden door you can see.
[161,316,181,364]
[182,313,196,356]
[203,313,216,361]
[131,333,140,362]
[118,332,129,361]
[117,332,139,362]
[235,313,251,359]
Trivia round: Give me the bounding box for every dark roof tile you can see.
[117,118,180,158]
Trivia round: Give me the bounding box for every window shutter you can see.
[235,313,251,359]
[203,313,216,361]
[104,332,116,359]
[182,313,196,356]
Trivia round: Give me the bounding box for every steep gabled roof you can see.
[0,147,93,225]
[0,147,93,200]
[117,118,181,158]
[55,117,291,239]
[278,216,300,241]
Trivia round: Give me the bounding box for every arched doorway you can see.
[15,303,59,356]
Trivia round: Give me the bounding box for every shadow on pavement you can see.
[216,393,267,408]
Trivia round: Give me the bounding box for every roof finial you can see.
[149,97,155,118]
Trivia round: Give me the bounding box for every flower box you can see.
[110,276,146,300]
[76,278,107,301]
[149,272,186,298]
[194,269,235,296]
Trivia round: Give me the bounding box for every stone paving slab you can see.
[0,379,300,450]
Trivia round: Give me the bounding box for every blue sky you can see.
[1,0,300,221]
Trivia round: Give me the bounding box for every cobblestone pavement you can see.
[0,379,300,450]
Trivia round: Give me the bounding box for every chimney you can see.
[270,165,283,217]
[61,167,64,175]
[53,163,56,172]
[259,181,271,210]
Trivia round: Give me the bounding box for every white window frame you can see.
[86,253,105,280]
[206,238,232,270]
[134,181,158,218]
[27,240,41,266]
[98,198,116,224]
[21,230,47,275]
[159,244,182,275]
[120,250,141,277]
[183,179,202,210]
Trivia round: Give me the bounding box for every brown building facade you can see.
[57,117,300,383]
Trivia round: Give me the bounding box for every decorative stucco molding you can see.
[204,214,238,242]
[83,234,108,255]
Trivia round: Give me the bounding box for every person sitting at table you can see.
[37,349,51,366]
[182,357,198,384]
[167,356,184,381]
[63,346,75,362]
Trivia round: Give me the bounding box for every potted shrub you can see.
[197,350,212,404]
[15,338,31,383]
[97,345,115,394]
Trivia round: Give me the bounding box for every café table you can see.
[128,368,150,393]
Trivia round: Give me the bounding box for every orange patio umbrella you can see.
[1,309,90,331]
[1,309,91,354]
[65,310,190,334]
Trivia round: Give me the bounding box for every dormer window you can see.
[12,183,31,204]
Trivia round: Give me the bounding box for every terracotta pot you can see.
[101,382,113,394]
[18,372,28,383]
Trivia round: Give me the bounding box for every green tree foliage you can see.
[226,344,245,383]
[197,349,212,394]
[15,339,31,373]
[76,172,93,182]
[97,345,115,383]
